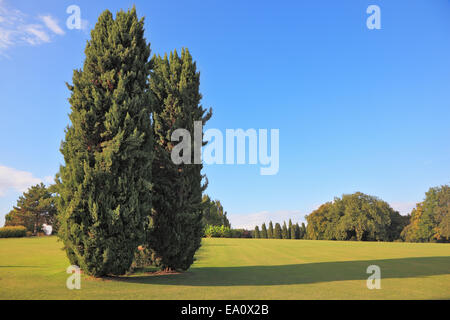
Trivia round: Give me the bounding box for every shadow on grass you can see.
[0,266,42,268]
[111,256,450,286]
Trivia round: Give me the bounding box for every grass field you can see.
[0,236,449,299]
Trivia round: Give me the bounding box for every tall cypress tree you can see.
[57,8,153,277]
[274,223,282,239]
[261,223,268,239]
[149,48,212,271]
[294,223,301,239]
[282,221,288,239]
[254,226,261,238]
[288,219,293,239]
[268,221,274,239]
[301,222,307,239]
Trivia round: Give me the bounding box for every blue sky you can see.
[1,0,450,228]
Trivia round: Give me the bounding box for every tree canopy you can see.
[5,183,57,235]
[306,192,407,241]
[202,195,230,227]
[401,185,449,242]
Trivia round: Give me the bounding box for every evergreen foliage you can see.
[254,226,261,238]
[282,221,288,239]
[274,223,282,239]
[57,8,153,276]
[268,221,274,239]
[148,48,212,270]
[202,195,230,227]
[5,183,57,234]
[261,223,268,238]
[290,222,297,239]
[288,219,294,239]
[300,223,307,239]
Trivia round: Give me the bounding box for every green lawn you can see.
[0,236,449,299]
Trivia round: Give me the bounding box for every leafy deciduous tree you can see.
[401,185,449,242]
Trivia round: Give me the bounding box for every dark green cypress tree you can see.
[149,48,212,271]
[261,223,268,239]
[288,219,294,239]
[254,226,261,238]
[290,221,296,239]
[301,222,307,239]
[294,223,301,239]
[274,223,282,239]
[57,8,153,277]
[268,221,274,239]
[282,221,288,239]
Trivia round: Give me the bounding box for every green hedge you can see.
[204,225,232,238]
[0,226,27,238]
[204,225,253,238]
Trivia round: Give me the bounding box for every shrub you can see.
[130,246,155,271]
[0,226,27,238]
[204,225,253,238]
[231,229,253,238]
[204,225,232,238]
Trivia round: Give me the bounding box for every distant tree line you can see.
[252,186,449,243]
[254,220,307,239]
[305,187,449,242]
[5,185,448,244]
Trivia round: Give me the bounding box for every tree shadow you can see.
[0,266,42,268]
[111,256,450,286]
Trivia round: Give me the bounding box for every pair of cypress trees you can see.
[57,8,210,277]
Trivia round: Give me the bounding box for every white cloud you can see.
[0,165,44,197]
[40,15,65,35]
[0,1,63,54]
[21,24,50,45]
[228,210,307,230]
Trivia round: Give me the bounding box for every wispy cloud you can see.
[21,24,50,45]
[40,15,65,35]
[228,210,307,230]
[0,0,64,54]
[0,165,48,197]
